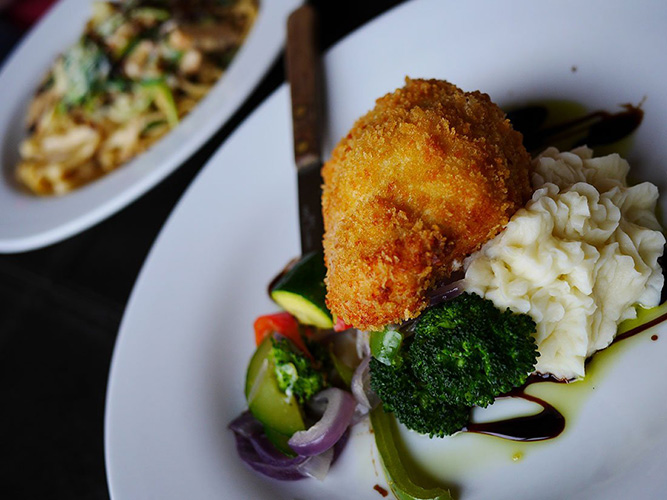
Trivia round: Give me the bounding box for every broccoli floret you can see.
[413,293,538,408]
[370,351,470,437]
[370,293,538,437]
[271,338,326,405]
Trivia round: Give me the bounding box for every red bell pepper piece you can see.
[333,316,353,332]
[254,311,311,356]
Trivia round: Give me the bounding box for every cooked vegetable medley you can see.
[17,0,258,195]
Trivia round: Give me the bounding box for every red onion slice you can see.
[356,329,371,358]
[296,447,334,481]
[288,388,356,456]
[229,412,307,465]
[232,433,307,481]
[228,410,264,438]
[229,411,351,481]
[351,355,380,412]
[294,430,350,480]
[428,279,466,306]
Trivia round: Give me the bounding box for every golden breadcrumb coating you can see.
[322,78,531,331]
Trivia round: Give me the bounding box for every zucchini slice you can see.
[245,336,305,438]
[140,79,179,128]
[270,251,333,329]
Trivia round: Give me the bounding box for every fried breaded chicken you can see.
[322,78,531,331]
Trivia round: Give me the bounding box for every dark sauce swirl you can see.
[613,310,667,344]
[465,389,565,442]
[464,310,667,442]
[464,373,566,442]
[506,102,644,154]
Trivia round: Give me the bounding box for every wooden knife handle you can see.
[286,5,322,170]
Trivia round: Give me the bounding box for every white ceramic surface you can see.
[105,0,667,499]
[0,0,301,253]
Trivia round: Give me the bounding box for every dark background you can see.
[0,1,405,498]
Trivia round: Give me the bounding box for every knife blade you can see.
[286,5,325,255]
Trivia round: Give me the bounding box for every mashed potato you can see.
[464,147,665,380]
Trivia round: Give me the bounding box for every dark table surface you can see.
[0,1,405,498]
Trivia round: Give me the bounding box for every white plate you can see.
[0,0,301,253]
[105,0,667,498]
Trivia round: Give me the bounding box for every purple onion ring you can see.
[351,355,380,412]
[232,432,307,481]
[229,410,352,481]
[428,279,466,306]
[288,388,356,456]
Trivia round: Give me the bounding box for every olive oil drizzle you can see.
[613,310,667,344]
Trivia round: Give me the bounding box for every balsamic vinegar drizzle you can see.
[466,390,565,442]
[463,310,667,442]
[506,102,644,154]
[613,310,667,344]
[464,373,567,442]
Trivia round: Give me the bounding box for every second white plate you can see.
[0,0,301,253]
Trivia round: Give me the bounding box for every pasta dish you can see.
[16,0,258,195]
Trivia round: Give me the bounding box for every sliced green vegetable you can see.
[105,78,132,93]
[117,37,141,61]
[140,79,179,128]
[270,251,333,329]
[142,119,167,134]
[60,38,110,107]
[370,327,404,366]
[263,426,296,457]
[245,336,306,438]
[370,407,453,500]
[93,11,124,39]
[130,7,171,23]
[329,345,354,387]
